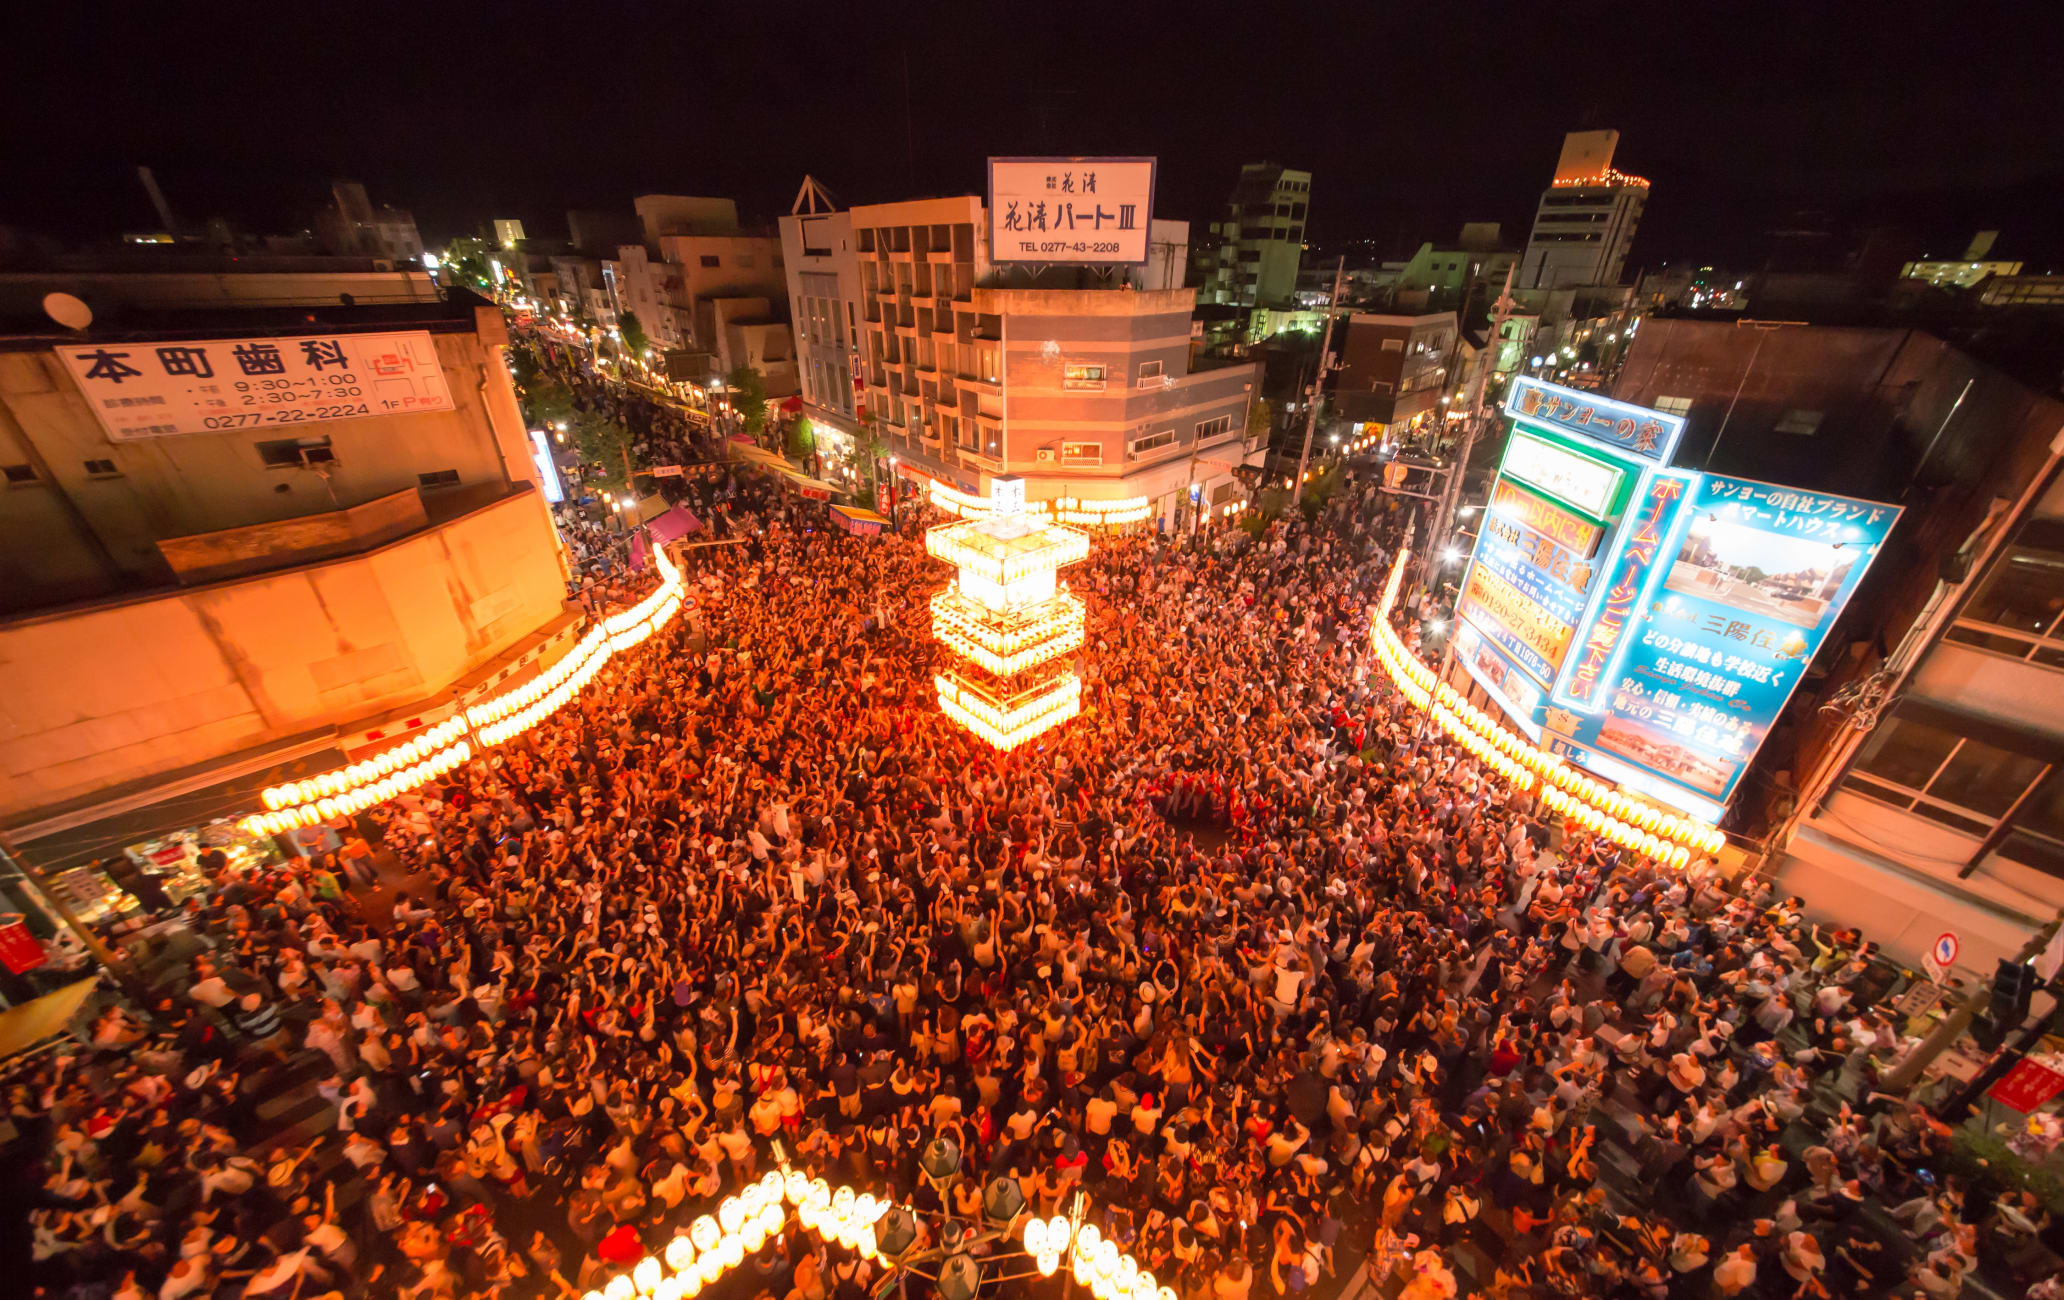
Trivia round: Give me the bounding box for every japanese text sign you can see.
[1550,471,1899,813]
[58,330,455,440]
[1507,375,1685,465]
[1502,428,1625,521]
[988,157,1156,266]
[1559,471,1690,708]
[1488,480,1603,557]
[1990,1059,2064,1113]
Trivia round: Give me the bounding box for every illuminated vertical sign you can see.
[1558,471,1689,709]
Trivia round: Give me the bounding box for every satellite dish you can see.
[44,293,93,331]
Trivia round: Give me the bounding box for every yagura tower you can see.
[926,478,1088,750]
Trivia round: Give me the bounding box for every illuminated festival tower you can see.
[926,478,1089,750]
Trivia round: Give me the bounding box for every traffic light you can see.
[1996,958,2037,1023]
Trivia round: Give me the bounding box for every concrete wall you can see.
[0,487,568,821]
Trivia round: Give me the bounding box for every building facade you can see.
[830,196,1259,525]
[1202,163,1311,312]
[1518,131,1646,291]
[1611,317,2064,973]
[779,208,865,449]
[0,289,571,839]
[1332,312,1460,440]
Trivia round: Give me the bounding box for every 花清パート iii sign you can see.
[988,157,1155,266]
[58,330,455,441]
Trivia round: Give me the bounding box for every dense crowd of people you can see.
[6,390,2054,1300]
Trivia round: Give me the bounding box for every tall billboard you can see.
[987,157,1156,266]
[1454,379,1899,821]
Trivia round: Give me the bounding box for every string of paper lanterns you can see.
[1368,548,1725,865]
[243,548,687,838]
[591,1162,1178,1300]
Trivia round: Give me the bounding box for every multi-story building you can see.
[1332,312,1460,442]
[1391,225,1520,314]
[493,219,527,250]
[314,181,425,262]
[0,270,574,923]
[1611,318,2064,972]
[824,196,1258,526]
[605,220,789,374]
[1202,163,1311,312]
[634,195,741,245]
[1518,131,1646,291]
[778,207,865,450]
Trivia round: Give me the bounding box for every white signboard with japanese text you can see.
[988,156,1155,266]
[57,330,455,441]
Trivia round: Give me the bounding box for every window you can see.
[418,469,461,488]
[1380,338,1403,352]
[1654,396,1694,416]
[1063,364,1105,392]
[1944,522,2064,666]
[1061,442,1101,465]
[83,459,119,476]
[1194,415,1235,442]
[1774,409,1823,436]
[699,255,720,268]
[1136,360,1164,385]
[1129,429,1176,457]
[3,463,36,484]
[257,436,334,468]
[1846,706,2051,836]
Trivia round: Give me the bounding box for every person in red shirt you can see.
[596,1217,645,1267]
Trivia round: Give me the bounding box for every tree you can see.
[727,365,769,442]
[445,237,496,293]
[618,310,651,361]
[509,346,575,430]
[788,415,815,461]
[575,409,637,495]
[1247,396,1275,446]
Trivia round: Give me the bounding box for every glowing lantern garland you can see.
[1369,548,1723,865]
[927,480,1088,751]
[243,547,688,837]
[592,1159,1177,1300]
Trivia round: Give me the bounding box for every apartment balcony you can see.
[953,374,1002,396]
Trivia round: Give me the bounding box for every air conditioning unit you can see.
[1036,448,1056,463]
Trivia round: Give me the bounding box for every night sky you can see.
[7,1,2062,268]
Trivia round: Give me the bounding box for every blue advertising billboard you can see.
[1450,379,1904,822]
[1539,474,1901,819]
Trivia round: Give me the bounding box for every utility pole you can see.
[1428,262,1516,569]
[1292,257,1346,507]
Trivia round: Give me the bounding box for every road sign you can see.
[1894,979,1944,1023]
[1925,931,1960,983]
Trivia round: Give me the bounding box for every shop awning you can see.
[647,506,702,545]
[779,396,803,413]
[829,504,890,536]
